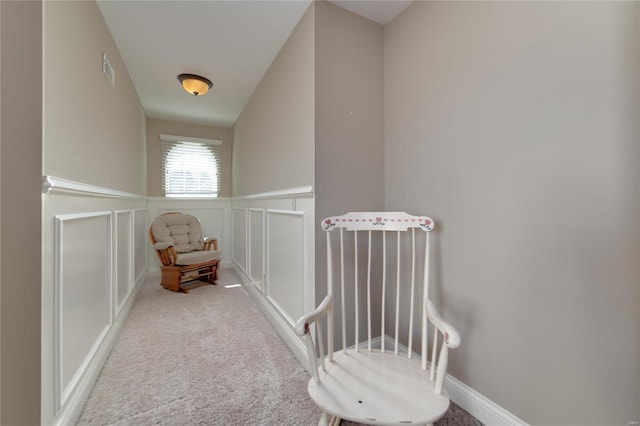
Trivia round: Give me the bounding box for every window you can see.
[160,134,222,197]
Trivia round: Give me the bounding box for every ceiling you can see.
[97,0,412,129]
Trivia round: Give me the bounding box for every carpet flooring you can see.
[77,268,481,425]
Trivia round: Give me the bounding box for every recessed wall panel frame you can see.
[265,209,307,326]
[54,211,112,412]
[248,208,265,292]
[232,207,248,274]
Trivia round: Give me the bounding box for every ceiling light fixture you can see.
[177,73,213,96]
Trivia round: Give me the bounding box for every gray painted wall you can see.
[384,2,640,424]
[232,5,315,197]
[314,0,385,344]
[43,0,146,194]
[0,1,42,424]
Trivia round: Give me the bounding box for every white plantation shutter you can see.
[160,134,222,197]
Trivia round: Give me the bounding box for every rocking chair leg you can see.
[160,267,182,292]
[318,412,340,426]
[208,264,218,285]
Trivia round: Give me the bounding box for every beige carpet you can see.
[77,268,481,425]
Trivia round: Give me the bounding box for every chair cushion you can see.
[151,213,204,253]
[175,250,220,266]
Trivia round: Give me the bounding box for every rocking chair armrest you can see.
[203,237,218,250]
[154,242,174,250]
[294,294,333,336]
[153,242,177,266]
[424,298,461,349]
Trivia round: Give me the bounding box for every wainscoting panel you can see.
[54,211,112,410]
[230,188,315,368]
[265,210,307,325]
[134,209,147,283]
[249,209,264,292]
[232,208,248,273]
[42,177,148,426]
[115,210,133,315]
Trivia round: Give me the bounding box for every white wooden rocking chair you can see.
[295,212,461,426]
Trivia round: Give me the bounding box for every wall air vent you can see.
[102,53,115,87]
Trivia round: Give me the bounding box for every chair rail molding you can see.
[43,175,144,199]
[234,185,313,201]
[53,211,114,412]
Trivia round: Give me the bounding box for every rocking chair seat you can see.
[309,350,450,426]
[175,249,220,265]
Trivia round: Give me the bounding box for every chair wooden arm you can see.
[153,242,173,250]
[154,243,177,266]
[203,237,218,251]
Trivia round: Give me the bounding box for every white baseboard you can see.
[444,372,527,426]
[54,272,147,426]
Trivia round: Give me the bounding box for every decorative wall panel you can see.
[134,209,147,283]
[43,177,147,426]
[232,208,248,272]
[249,209,264,291]
[266,210,306,325]
[54,211,112,409]
[115,210,132,315]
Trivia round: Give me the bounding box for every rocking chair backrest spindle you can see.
[321,212,435,365]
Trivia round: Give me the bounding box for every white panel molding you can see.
[133,208,148,284]
[54,211,113,412]
[265,209,307,327]
[234,185,313,200]
[43,176,144,199]
[53,279,144,426]
[232,207,248,274]
[248,208,265,292]
[51,207,147,426]
[114,209,134,317]
[230,189,316,379]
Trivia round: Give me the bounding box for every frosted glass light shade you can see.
[177,74,213,96]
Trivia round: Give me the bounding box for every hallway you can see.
[77,268,320,425]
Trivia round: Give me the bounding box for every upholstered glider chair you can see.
[150,212,220,293]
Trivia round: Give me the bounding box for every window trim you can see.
[159,134,223,198]
[159,133,222,147]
